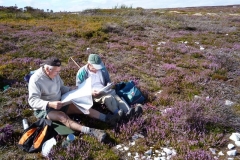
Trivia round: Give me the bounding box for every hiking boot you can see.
[134,104,143,117]
[89,128,106,142]
[125,104,143,119]
[106,109,123,126]
[125,108,135,119]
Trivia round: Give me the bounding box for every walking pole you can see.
[69,57,80,69]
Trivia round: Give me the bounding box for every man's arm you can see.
[28,80,49,110]
[76,65,88,86]
[102,67,111,85]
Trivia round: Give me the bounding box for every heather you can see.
[0,5,240,159]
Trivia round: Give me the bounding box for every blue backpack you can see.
[24,70,36,83]
[115,81,145,106]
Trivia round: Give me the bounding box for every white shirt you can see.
[88,70,104,91]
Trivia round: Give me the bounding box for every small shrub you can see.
[211,69,228,80]
[212,74,228,81]
[22,109,33,117]
[102,22,123,33]
[0,124,14,145]
[232,104,240,116]
[191,52,204,58]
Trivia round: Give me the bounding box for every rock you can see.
[129,141,135,146]
[235,141,240,147]
[200,46,205,50]
[228,143,235,149]
[161,152,166,156]
[230,133,240,141]
[124,146,129,151]
[155,90,163,95]
[163,148,172,155]
[162,108,173,114]
[194,95,202,99]
[171,149,177,156]
[155,149,161,153]
[145,149,152,155]
[134,152,139,159]
[116,144,122,149]
[218,151,224,156]
[225,100,234,106]
[158,41,166,45]
[132,133,144,140]
[227,150,237,156]
[209,148,216,154]
[205,96,211,101]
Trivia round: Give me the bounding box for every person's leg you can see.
[125,104,143,120]
[46,110,106,142]
[111,90,130,113]
[94,94,119,114]
[66,103,122,126]
[46,110,83,132]
[67,103,101,119]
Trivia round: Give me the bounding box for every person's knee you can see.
[48,111,69,123]
[104,96,113,105]
[104,96,118,112]
[58,112,69,121]
[118,102,129,113]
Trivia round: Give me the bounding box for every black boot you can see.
[89,128,107,142]
[105,109,123,126]
[125,104,143,119]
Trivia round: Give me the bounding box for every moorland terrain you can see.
[0,5,240,159]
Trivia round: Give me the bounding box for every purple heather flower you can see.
[0,124,14,145]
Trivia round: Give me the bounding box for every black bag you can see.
[18,119,56,153]
[115,81,145,106]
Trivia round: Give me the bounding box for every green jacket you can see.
[76,64,111,86]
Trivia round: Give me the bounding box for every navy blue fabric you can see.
[24,70,36,83]
[115,81,145,105]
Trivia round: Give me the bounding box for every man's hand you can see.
[48,101,63,110]
[92,90,99,97]
[70,86,78,91]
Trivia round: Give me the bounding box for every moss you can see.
[205,123,234,134]
[152,97,172,106]
[91,149,120,159]
[232,104,240,116]
[1,111,18,122]
[212,74,228,81]
[177,63,198,69]
[191,52,204,59]
[0,96,8,104]
[136,46,147,51]
[215,69,227,75]
[22,109,33,117]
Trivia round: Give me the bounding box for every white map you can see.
[97,82,114,94]
[61,77,93,114]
